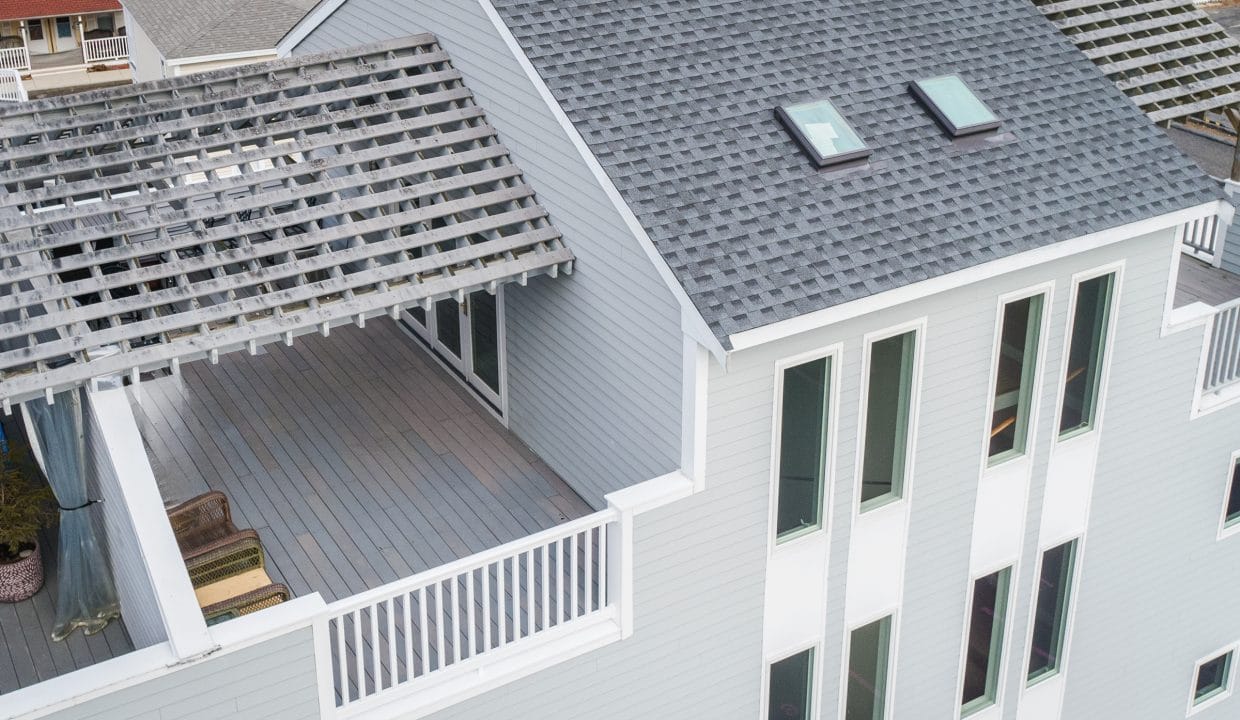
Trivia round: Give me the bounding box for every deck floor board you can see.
[131,318,593,605]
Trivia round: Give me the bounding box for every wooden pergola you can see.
[1034,0,1240,127]
[0,35,572,407]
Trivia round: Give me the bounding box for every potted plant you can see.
[0,447,57,602]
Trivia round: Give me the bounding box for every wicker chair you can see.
[166,491,240,559]
[201,583,291,625]
[182,530,265,588]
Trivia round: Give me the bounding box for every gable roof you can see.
[0,36,571,406]
[487,0,1223,345]
[121,0,315,58]
[1032,0,1240,125]
[0,0,118,22]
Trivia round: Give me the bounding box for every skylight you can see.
[910,75,1000,137]
[776,99,871,167]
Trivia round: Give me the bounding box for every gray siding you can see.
[1222,220,1240,276]
[83,393,166,650]
[295,1,684,507]
[37,628,319,720]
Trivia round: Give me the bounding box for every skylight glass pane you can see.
[911,75,999,137]
[777,100,870,167]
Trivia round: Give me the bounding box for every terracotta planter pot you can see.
[0,541,44,602]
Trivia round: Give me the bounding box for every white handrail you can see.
[82,36,128,64]
[0,47,29,72]
[323,508,618,712]
[0,68,26,102]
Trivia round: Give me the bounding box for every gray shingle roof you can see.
[121,0,316,58]
[487,0,1225,345]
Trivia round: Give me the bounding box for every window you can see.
[1059,273,1115,437]
[962,568,1011,714]
[1028,540,1078,682]
[989,295,1044,460]
[55,16,72,40]
[846,616,893,720]
[768,648,815,720]
[909,75,1000,137]
[97,14,114,32]
[860,331,916,510]
[776,99,872,167]
[775,356,831,540]
[1224,459,1240,529]
[1192,651,1234,708]
[26,19,44,41]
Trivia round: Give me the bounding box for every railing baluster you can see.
[466,569,477,658]
[525,549,534,638]
[482,562,492,652]
[434,581,446,672]
[334,617,347,707]
[497,556,507,647]
[600,524,609,608]
[553,538,563,625]
[418,586,429,677]
[352,609,363,702]
[584,526,594,613]
[541,543,551,631]
[369,606,381,697]
[452,576,463,665]
[402,592,413,685]
[386,597,397,691]
[570,532,579,620]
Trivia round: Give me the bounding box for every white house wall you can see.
[121,9,163,82]
[293,0,686,507]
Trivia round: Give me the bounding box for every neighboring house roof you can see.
[0,0,119,22]
[1032,0,1240,125]
[486,0,1224,344]
[121,0,316,59]
[0,36,572,406]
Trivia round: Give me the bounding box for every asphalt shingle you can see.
[488,0,1225,345]
[121,0,315,58]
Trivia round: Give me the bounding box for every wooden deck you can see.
[1176,255,1240,308]
[0,531,133,695]
[131,318,594,605]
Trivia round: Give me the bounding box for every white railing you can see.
[1181,214,1222,263]
[323,509,618,715]
[0,68,26,103]
[1203,298,1240,393]
[0,46,29,71]
[82,36,129,64]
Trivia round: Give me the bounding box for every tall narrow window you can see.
[1193,651,1234,707]
[1223,459,1240,529]
[861,331,916,510]
[846,616,893,720]
[776,357,831,539]
[1028,540,1078,682]
[768,648,815,720]
[962,568,1011,714]
[1059,274,1115,436]
[989,295,1043,460]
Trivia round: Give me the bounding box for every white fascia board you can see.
[276,0,349,56]
[164,48,278,66]
[473,0,726,364]
[729,199,1232,351]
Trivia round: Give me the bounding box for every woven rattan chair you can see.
[166,491,239,559]
[183,529,265,588]
[201,583,291,625]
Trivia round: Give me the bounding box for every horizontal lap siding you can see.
[296,1,684,508]
[37,628,319,720]
[83,393,165,650]
[1057,234,1240,719]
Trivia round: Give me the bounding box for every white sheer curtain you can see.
[25,388,119,640]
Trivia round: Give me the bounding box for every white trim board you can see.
[729,201,1229,351]
[164,48,277,67]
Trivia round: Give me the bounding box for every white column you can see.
[77,15,85,63]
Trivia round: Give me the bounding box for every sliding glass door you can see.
[404,288,505,409]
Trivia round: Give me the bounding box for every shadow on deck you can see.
[130,318,594,605]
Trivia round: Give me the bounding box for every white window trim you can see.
[954,563,1018,719]
[767,343,843,549]
[1019,535,1084,692]
[759,641,824,720]
[837,610,901,720]
[853,318,927,516]
[1216,450,1240,541]
[1051,261,1125,447]
[980,283,1055,472]
[1187,641,1240,716]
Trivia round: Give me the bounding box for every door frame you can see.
[401,286,508,418]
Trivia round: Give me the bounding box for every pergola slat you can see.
[0,35,573,405]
